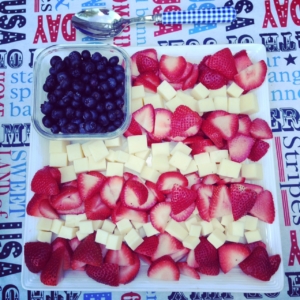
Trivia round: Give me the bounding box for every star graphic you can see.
[284,54,297,65]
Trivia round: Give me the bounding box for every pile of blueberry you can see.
[41,50,126,134]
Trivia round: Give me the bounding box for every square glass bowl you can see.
[32,43,131,140]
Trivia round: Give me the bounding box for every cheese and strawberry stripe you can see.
[24,47,281,287]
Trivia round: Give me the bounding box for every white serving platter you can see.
[22,44,284,292]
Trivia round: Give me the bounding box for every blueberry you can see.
[83,110,92,121]
[58,117,68,127]
[65,107,75,119]
[115,85,125,97]
[105,101,116,111]
[107,77,117,90]
[106,66,114,76]
[53,89,64,99]
[115,71,125,83]
[115,108,124,119]
[96,103,105,113]
[85,85,93,96]
[98,72,108,81]
[103,91,113,102]
[99,56,108,65]
[95,124,105,133]
[79,123,86,133]
[107,124,117,132]
[90,109,98,121]
[71,117,82,125]
[114,65,125,73]
[96,62,106,72]
[73,92,82,102]
[72,80,85,93]
[74,109,83,118]
[60,78,71,90]
[115,98,124,108]
[47,93,58,104]
[54,60,66,73]
[43,83,51,93]
[66,122,78,133]
[51,108,64,119]
[84,97,96,108]
[61,125,69,134]
[85,61,96,74]
[90,78,99,88]
[84,121,97,132]
[42,115,53,128]
[57,72,69,82]
[81,50,91,60]
[70,68,81,78]
[45,75,57,89]
[41,101,53,115]
[70,59,81,69]
[114,119,123,127]
[98,81,109,92]
[98,113,109,126]
[51,124,60,133]
[92,91,102,102]
[109,56,119,66]
[81,73,91,83]
[71,99,82,109]
[49,67,57,75]
[69,51,81,61]
[91,52,102,62]
[107,111,117,121]
[50,55,62,67]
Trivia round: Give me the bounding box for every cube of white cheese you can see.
[209,150,229,163]
[127,135,148,154]
[211,218,225,232]
[131,98,144,113]
[37,230,52,243]
[180,160,198,175]
[218,159,241,178]
[76,231,90,241]
[51,219,65,234]
[207,229,227,249]
[115,150,130,163]
[240,93,259,114]
[73,157,89,174]
[49,140,69,153]
[152,142,170,157]
[138,226,147,238]
[197,98,215,113]
[102,219,116,233]
[200,220,213,236]
[66,143,83,162]
[228,97,240,114]
[37,217,53,231]
[49,153,68,167]
[197,162,217,177]
[152,155,170,172]
[88,156,106,172]
[88,140,109,162]
[143,222,159,237]
[171,142,192,156]
[81,141,93,157]
[228,221,244,237]
[106,162,124,177]
[214,96,228,111]
[225,229,240,243]
[245,229,262,243]
[106,234,123,250]
[194,152,211,166]
[227,82,244,98]
[92,220,104,231]
[65,215,77,228]
[244,215,258,231]
[143,93,163,109]
[169,151,192,171]
[135,148,151,160]
[78,220,94,234]
[124,228,144,250]
[124,155,145,173]
[165,219,189,242]
[95,229,109,245]
[185,215,201,231]
[116,218,133,235]
[140,165,160,183]
[189,224,202,237]
[157,80,176,101]
[58,226,78,239]
[59,165,77,183]
[178,94,198,111]
[209,85,227,98]
[165,95,185,112]
[131,220,144,230]
[182,235,200,250]
[221,214,234,227]
[105,137,121,148]
[105,150,116,162]
[132,85,145,100]
[191,82,210,100]
[241,163,263,180]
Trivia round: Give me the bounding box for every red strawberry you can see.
[234,50,253,73]
[196,184,214,222]
[185,172,201,188]
[182,64,199,90]
[230,184,257,220]
[250,118,273,139]
[205,48,237,80]
[171,105,202,137]
[77,173,104,202]
[31,166,60,195]
[198,66,228,90]
[201,174,220,185]
[111,203,148,224]
[217,176,245,185]
[239,246,272,281]
[159,54,187,81]
[137,54,159,73]
[153,108,172,139]
[86,263,119,286]
[175,62,193,83]
[238,182,263,194]
[105,243,135,266]
[51,237,73,270]
[177,262,200,280]
[131,52,140,78]
[87,171,106,181]
[138,187,158,211]
[201,121,225,149]
[209,185,232,219]
[249,190,275,224]
[194,236,219,275]
[248,139,270,161]
[132,104,155,133]
[234,60,267,92]
[171,184,197,215]
[100,176,124,209]
[49,167,61,184]
[187,249,199,268]
[133,72,161,93]
[71,233,103,269]
[169,82,183,91]
[56,201,85,215]
[121,179,148,209]
[238,114,251,136]
[85,193,112,220]
[269,254,281,276]
[170,248,189,262]
[24,241,52,273]
[148,255,180,281]
[150,202,171,233]
[50,186,82,211]
[198,55,211,74]
[123,117,143,137]
[69,237,81,252]
[26,193,48,218]
[191,139,219,155]
[61,179,78,188]
[210,114,239,141]
[135,235,159,257]
[123,172,140,182]
[218,242,251,273]
[39,197,60,219]
[156,171,188,194]
[145,181,165,202]
[205,110,229,121]
[170,202,195,222]
[228,133,255,163]
[119,252,140,284]
[40,247,64,286]
[247,241,267,252]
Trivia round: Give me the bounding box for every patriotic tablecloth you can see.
[1,0,300,299]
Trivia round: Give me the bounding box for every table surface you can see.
[1,1,299,299]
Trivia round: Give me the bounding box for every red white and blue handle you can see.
[161,7,236,25]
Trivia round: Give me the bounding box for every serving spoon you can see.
[71,7,237,40]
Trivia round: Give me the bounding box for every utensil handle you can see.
[161,7,236,25]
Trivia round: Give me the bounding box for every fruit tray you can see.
[22,44,284,292]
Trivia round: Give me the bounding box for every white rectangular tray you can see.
[22,44,284,292]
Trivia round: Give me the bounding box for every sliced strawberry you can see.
[111,203,148,224]
[205,110,229,121]
[100,176,124,209]
[210,114,239,141]
[187,249,199,268]
[194,236,219,275]
[133,72,161,93]
[234,50,253,73]
[219,242,251,273]
[205,47,237,80]
[24,241,52,273]
[86,263,119,286]
[201,120,225,149]
[123,172,140,182]
[230,184,257,221]
[159,54,187,82]
[84,193,112,220]
[137,54,159,74]
[105,243,134,266]
[156,171,188,194]
[202,174,220,185]
[121,179,148,209]
[77,173,104,202]
[119,252,140,284]
[153,108,172,139]
[31,166,60,196]
[228,133,255,163]
[139,48,158,61]
[123,117,143,137]
[138,187,158,211]
[169,82,183,91]
[133,104,155,133]
[170,202,195,222]
[56,201,85,215]
[171,184,197,215]
[150,202,171,233]
[217,176,245,185]
[52,237,73,270]
[196,184,214,222]
[183,135,205,146]
[131,52,140,78]
[177,262,200,280]
[40,247,64,286]
[61,179,78,188]
[237,183,263,194]
[248,139,270,161]
[171,105,202,138]
[249,190,275,224]
[50,186,82,211]
[209,185,232,219]
[198,55,211,74]
[269,254,281,276]
[135,235,159,257]
[191,139,219,155]
[182,64,199,90]
[170,247,189,262]
[69,237,81,252]
[175,62,193,83]
[26,193,48,218]
[247,241,267,252]
[234,60,267,92]
[239,246,272,281]
[238,114,251,136]
[198,67,228,90]
[185,172,201,188]
[87,171,106,181]
[145,181,165,202]
[250,118,273,139]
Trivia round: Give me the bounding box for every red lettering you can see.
[33,15,48,43]
[153,0,180,3]
[291,0,300,25]
[289,230,300,266]
[62,14,76,41]
[47,15,61,42]
[112,4,130,17]
[0,103,4,117]
[113,34,131,47]
[274,0,289,27]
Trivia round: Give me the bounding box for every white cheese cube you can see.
[182,235,200,250]
[169,151,192,171]
[37,217,53,231]
[131,221,144,230]
[180,160,198,175]
[152,155,170,172]
[65,215,77,228]
[105,137,121,148]
[132,85,145,100]
[143,222,159,237]
[168,165,178,172]
[214,96,228,111]
[197,98,215,112]
[81,141,93,157]
[138,226,147,238]
[211,218,225,232]
[198,162,217,177]
[218,159,241,178]
[127,135,148,154]
[59,165,77,183]
[131,98,144,113]
[51,219,65,234]
[165,219,189,242]
[152,142,170,157]
[228,97,240,114]
[106,150,116,162]
[178,94,198,111]
[140,165,160,183]
[73,157,89,174]
[245,230,262,243]
[221,214,234,227]
[165,95,185,112]
[209,85,227,98]
[92,220,104,230]
[95,229,109,245]
[191,82,210,100]
[207,229,227,249]
[227,82,244,98]
[135,148,151,160]
[88,140,109,162]
[194,152,211,166]
[106,234,123,250]
[78,220,94,234]
[102,219,116,233]
[114,228,122,235]
[58,226,78,239]
[124,155,145,173]
[157,80,176,101]
[143,93,163,108]
[225,229,240,243]
[76,213,87,223]
[240,93,259,114]
[228,221,244,237]
[185,215,201,231]
[241,163,263,180]
[124,228,144,250]
[244,215,258,231]
[49,140,70,154]
[49,153,68,167]
[209,150,229,163]
[116,219,133,235]
[66,143,83,162]
[88,156,106,172]
[171,142,192,156]
[189,224,202,237]
[76,231,90,241]
[114,150,129,163]
[201,220,213,236]
[37,230,52,243]
[106,162,124,177]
